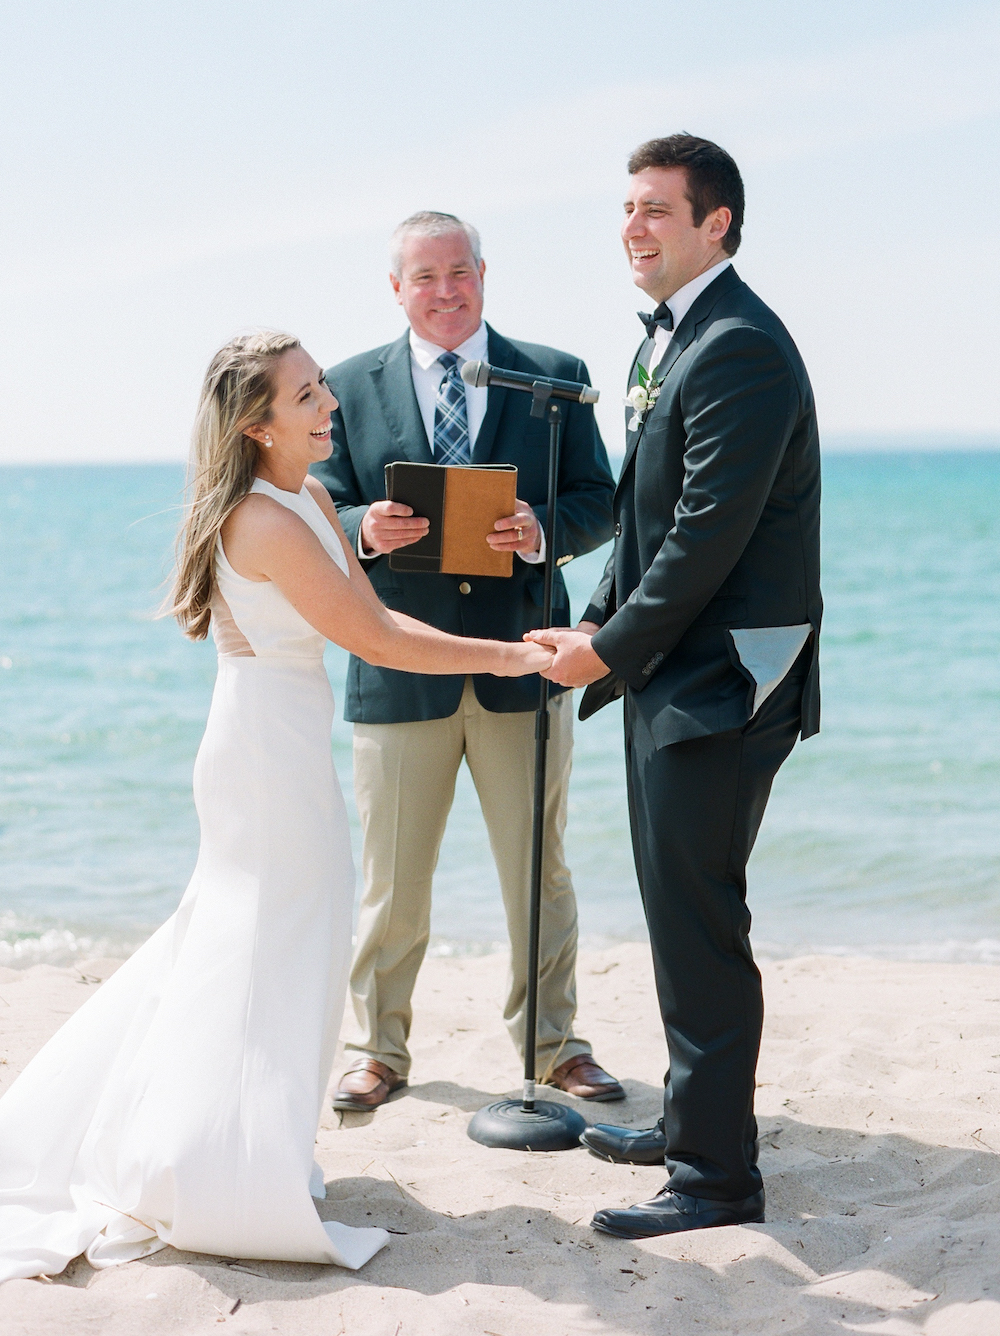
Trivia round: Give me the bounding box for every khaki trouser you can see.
[345,679,591,1078]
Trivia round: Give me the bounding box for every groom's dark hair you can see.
[628,134,744,256]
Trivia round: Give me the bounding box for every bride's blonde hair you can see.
[167,330,301,640]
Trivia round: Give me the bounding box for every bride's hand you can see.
[500,640,556,677]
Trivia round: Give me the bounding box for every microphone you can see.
[461,360,599,405]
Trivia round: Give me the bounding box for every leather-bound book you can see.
[384,462,518,577]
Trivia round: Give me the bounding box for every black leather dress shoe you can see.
[592,1187,765,1239]
[579,1119,667,1165]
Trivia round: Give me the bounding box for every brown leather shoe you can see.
[545,1054,625,1102]
[332,1058,408,1111]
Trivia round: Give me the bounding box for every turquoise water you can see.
[1,455,998,966]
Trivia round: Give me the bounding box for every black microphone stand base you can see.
[467,1098,586,1152]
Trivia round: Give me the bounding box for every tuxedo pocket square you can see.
[728,625,812,716]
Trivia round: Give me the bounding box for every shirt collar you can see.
[665,259,731,331]
[408,320,489,371]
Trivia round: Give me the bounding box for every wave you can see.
[6,910,1000,973]
[0,915,140,970]
[753,937,1000,965]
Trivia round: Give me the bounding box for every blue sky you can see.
[1,0,997,461]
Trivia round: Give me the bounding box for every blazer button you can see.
[459,581,472,595]
[614,522,622,537]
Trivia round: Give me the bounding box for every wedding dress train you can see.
[0,478,388,1282]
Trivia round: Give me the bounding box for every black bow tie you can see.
[638,302,674,340]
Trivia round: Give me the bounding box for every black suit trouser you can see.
[624,664,805,1201]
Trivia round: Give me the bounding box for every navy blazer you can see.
[582,266,822,747]
[312,325,615,723]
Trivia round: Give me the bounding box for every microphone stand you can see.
[467,383,587,1152]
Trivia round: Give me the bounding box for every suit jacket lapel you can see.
[628,340,650,391]
[616,266,744,486]
[369,332,433,464]
[471,325,512,462]
[615,340,647,474]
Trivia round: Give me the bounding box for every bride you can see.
[0,331,553,1282]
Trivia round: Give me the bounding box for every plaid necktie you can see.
[433,352,471,465]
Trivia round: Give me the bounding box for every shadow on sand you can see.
[47,1115,1000,1333]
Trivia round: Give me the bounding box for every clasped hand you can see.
[524,621,609,687]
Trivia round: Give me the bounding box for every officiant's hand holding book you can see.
[361,490,541,563]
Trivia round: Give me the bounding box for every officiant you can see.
[312,210,618,1111]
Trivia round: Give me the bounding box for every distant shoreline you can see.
[1,438,999,468]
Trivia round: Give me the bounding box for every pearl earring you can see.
[263,437,273,448]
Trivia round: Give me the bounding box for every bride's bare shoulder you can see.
[220,492,318,582]
[221,492,304,547]
[303,475,340,526]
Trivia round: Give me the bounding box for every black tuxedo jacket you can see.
[312,326,615,723]
[583,265,822,745]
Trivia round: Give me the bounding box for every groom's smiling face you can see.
[623,167,732,302]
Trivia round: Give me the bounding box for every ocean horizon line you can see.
[1,433,999,469]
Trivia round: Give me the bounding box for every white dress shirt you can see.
[360,320,544,562]
[646,258,732,376]
[408,321,490,448]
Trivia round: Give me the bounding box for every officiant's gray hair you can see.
[389,211,482,276]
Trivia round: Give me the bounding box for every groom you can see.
[530,135,822,1237]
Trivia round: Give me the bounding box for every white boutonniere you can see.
[625,362,663,431]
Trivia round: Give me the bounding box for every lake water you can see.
[1,454,998,967]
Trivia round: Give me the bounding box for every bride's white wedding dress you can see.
[0,478,388,1282]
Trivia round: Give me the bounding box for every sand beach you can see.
[1,943,998,1335]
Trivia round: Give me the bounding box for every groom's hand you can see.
[524,621,608,687]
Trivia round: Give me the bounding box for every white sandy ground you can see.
[1,946,999,1335]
